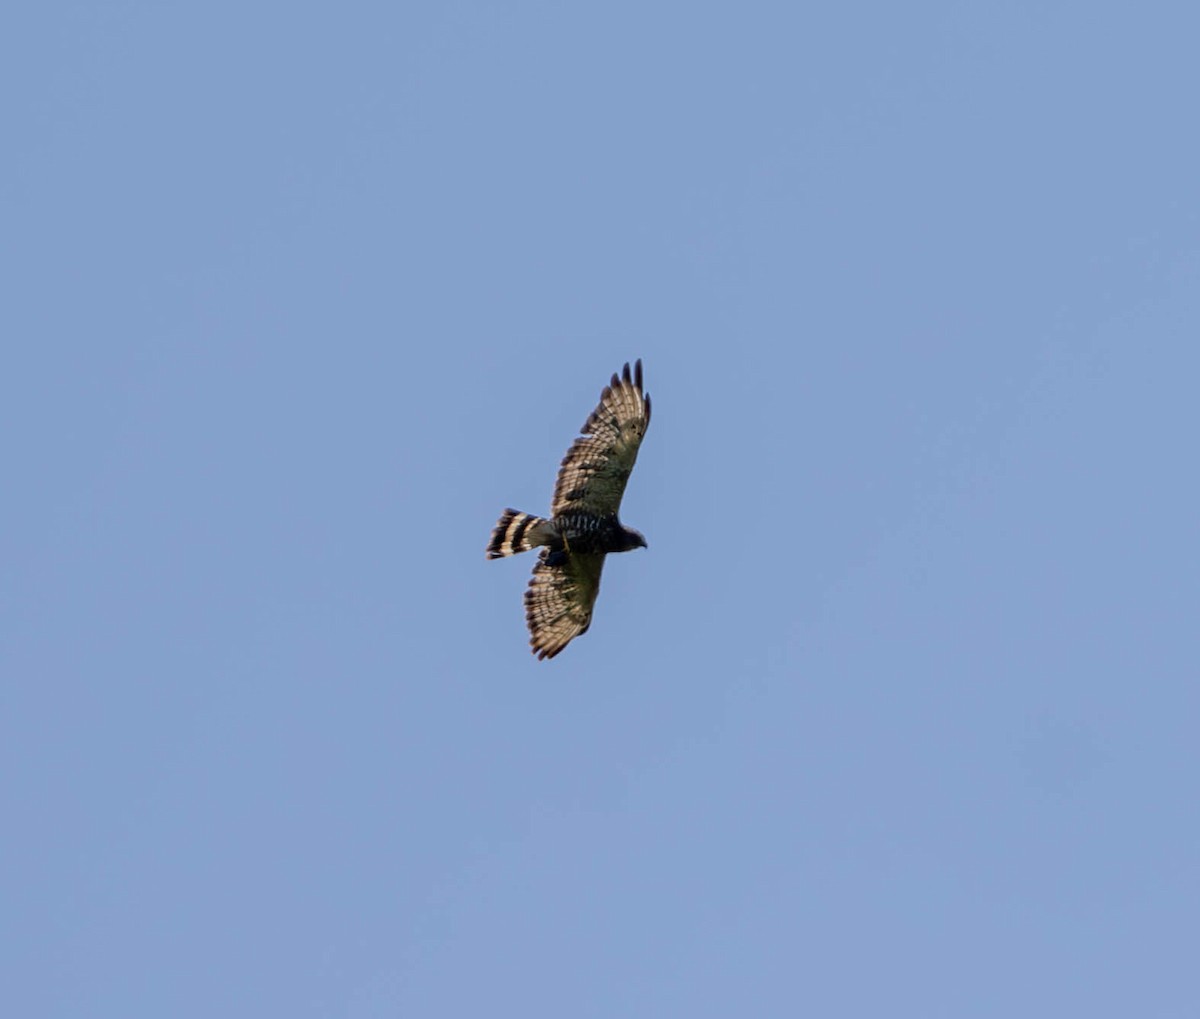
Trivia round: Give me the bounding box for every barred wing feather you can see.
[551,360,651,518]
[524,552,606,660]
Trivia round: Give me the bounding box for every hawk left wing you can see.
[551,360,651,518]
[524,550,606,660]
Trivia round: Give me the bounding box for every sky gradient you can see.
[4,3,1199,1016]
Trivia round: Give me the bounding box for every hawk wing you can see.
[524,551,606,660]
[551,360,651,518]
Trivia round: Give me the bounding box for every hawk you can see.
[487,360,652,660]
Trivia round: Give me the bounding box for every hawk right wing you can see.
[551,360,651,519]
[524,550,606,660]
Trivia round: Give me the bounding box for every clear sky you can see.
[4,2,1199,1016]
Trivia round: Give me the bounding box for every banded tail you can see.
[487,509,556,559]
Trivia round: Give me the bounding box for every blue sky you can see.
[4,2,1199,1015]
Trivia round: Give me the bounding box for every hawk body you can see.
[488,360,651,660]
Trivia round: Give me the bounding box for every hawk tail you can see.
[487,509,556,559]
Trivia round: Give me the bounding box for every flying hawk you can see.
[487,360,651,660]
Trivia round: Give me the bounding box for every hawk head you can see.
[620,526,648,551]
